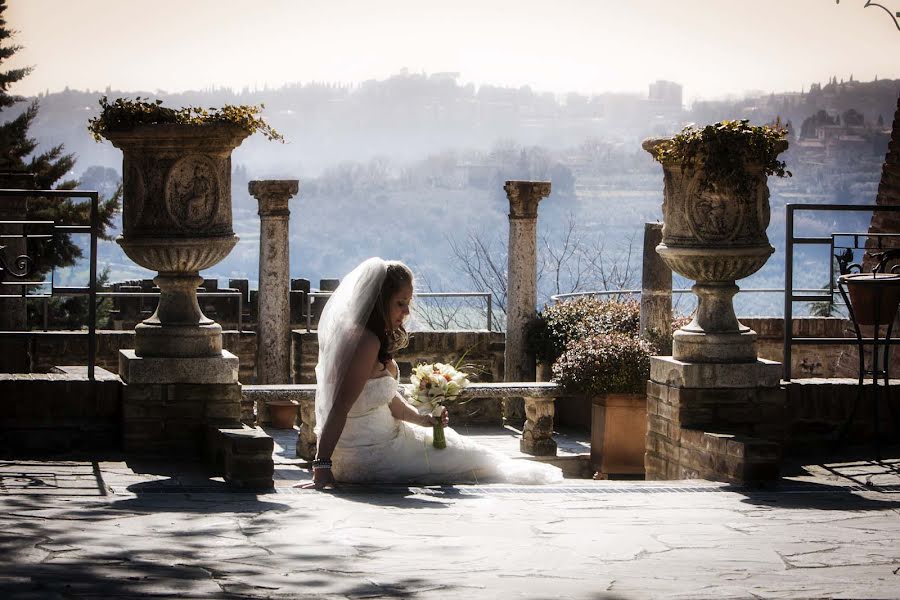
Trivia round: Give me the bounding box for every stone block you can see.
[205,401,241,420]
[219,427,275,455]
[119,350,239,385]
[650,356,782,389]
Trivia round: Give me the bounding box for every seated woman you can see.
[305,257,563,489]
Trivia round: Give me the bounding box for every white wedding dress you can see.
[330,375,564,485]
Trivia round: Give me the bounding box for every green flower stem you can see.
[432,422,447,449]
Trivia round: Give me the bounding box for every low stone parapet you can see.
[243,382,564,460]
[0,367,122,454]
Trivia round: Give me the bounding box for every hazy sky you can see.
[5,0,900,103]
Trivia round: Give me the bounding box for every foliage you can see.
[87,96,284,142]
[27,268,113,330]
[0,0,119,280]
[649,119,791,198]
[552,332,655,396]
[525,297,641,364]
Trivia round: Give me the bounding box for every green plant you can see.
[649,119,791,198]
[87,97,284,142]
[552,332,656,396]
[525,297,641,364]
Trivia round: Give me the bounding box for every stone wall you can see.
[0,330,257,383]
[0,367,122,454]
[647,368,900,482]
[292,329,507,424]
[741,317,853,378]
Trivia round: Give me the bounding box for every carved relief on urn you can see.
[643,128,789,364]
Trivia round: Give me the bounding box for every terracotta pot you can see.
[591,393,647,476]
[267,399,299,429]
[840,273,900,326]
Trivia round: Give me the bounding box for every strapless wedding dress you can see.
[330,376,563,484]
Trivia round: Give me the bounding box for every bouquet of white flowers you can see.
[409,362,470,448]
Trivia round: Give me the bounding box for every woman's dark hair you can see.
[366,261,413,364]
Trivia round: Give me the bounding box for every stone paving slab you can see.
[1,448,899,599]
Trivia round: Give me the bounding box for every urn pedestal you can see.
[641,135,788,484]
[105,124,249,358]
[642,137,784,364]
[106,123,250,457]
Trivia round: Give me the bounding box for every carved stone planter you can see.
[105,124,250,358]
[642,137,787,363]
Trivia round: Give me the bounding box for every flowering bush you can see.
[526,297,641,364]
[552,333,655,396]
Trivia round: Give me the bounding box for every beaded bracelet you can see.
[312,458,332,470]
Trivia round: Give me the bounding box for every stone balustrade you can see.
[242,381,563,460]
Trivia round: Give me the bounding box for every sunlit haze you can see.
[6,0,900,102]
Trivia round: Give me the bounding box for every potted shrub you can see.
[88,97,282,358]
[526,297,641,426]
[552,332,656,477]
[643,120,789,363]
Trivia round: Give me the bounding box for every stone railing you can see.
[243,382,563,460]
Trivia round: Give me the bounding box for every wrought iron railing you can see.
[304,291,493,332]
[0,189,100,378]
[784,203,900,381]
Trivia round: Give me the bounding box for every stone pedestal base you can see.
[120,350,242,456]
[672,328,758,363]
[645,356,785,484]
[134,322,223,358]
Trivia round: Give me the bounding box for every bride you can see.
[306,257,563,489]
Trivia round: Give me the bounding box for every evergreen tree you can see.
[0,0,118,277]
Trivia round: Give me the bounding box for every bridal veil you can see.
[313,257,388,436]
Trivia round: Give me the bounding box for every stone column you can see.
[250,180,299,385]
[504,180,551,383]
[639,222,673,353]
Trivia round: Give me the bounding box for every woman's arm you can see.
[389,394,450,428]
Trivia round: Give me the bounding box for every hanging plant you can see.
[649,119,790,199]
[88,96,284,142]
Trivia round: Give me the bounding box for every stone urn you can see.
[105,124,250,358]
[642,136,788,363]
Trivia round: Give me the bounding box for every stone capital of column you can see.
[504,180,551,219]
[249,180,300,217]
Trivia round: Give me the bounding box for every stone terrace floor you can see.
[0,430,898,599]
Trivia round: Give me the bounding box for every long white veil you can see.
[313,257,387,436]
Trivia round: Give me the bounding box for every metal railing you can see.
[13,289,247,332]
[784,203,900,381]
[0,189,99,379]
[551,288,826,302]
[305,291,493,332]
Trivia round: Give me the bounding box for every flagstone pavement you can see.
[1,428,898,599]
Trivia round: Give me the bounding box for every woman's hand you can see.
[423,407,449,428]
[297,466,336,490]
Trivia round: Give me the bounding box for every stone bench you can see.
[242,382,564,460]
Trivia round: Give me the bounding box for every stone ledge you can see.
[119,350,239,385]
[650,356,782,389]
[243,381,564,402]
